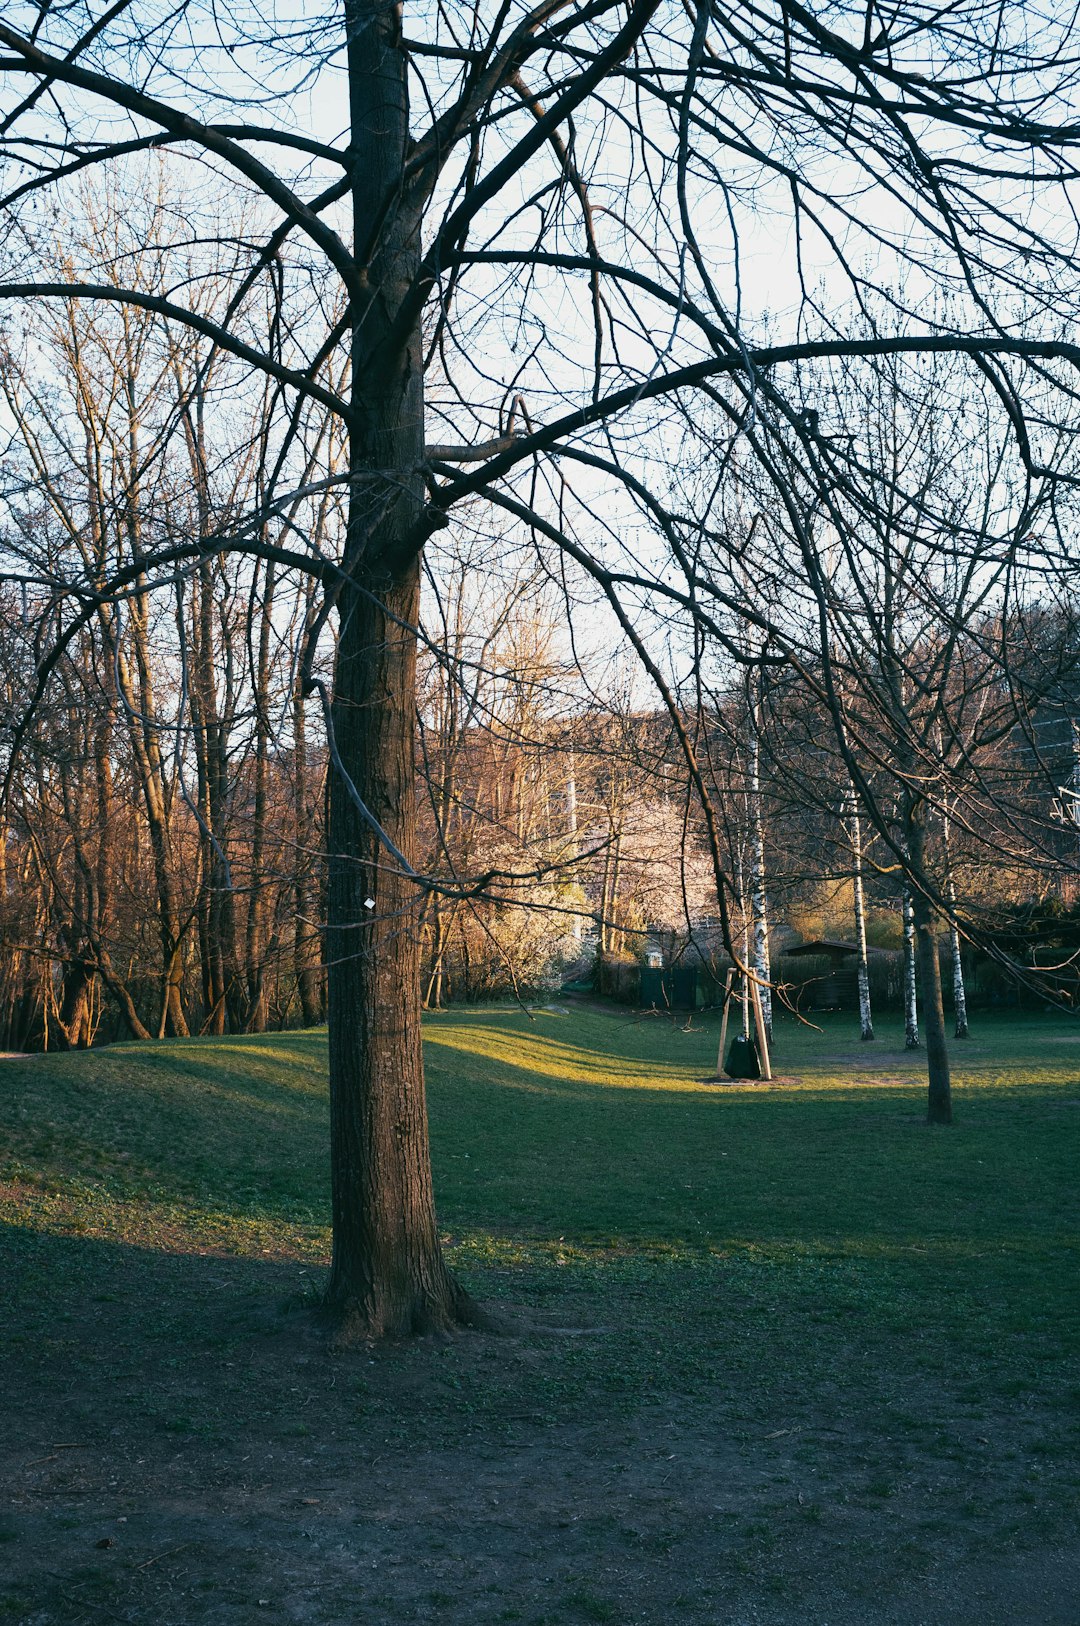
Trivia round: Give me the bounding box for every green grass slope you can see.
[2,1006,1080,1573]
[2,1006,1078,1384]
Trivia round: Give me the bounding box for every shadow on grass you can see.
[0,1223,329,1457]
[5,1215,1080,1626]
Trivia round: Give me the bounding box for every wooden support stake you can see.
[715,969,734,1078]
[750,975,772,1081]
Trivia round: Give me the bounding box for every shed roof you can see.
[786,938,859,959]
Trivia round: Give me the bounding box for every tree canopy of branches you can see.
[5,0,1080,1337]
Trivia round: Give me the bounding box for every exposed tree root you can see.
[321,1271,502,1348]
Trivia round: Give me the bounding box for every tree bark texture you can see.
[325,570,472,1337]
[322,0,475,1339]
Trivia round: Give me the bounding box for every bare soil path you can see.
[3,1237,1078,1626]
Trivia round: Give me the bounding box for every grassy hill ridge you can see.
[3,1008,1080,1623]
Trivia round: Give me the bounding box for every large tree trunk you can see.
[912,887,952,1124]
[324,569,475,1338]
[322,0,478,1340]
[55,957,95,1049]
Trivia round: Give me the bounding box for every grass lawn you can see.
[2,1005,1079,1623]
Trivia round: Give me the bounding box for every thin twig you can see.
[135,1542,190,1571]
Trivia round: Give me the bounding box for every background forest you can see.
[2,197,1080,1052]
[2,1,1080,1147]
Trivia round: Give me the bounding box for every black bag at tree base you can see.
[725,1033,760,1080]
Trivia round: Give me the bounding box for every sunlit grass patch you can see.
[0,1031,331,1223]
[0,1177,331,1262]
[0,1005,1078,1407]
[424,1012,704,1091]
[422,1009,1080,1255]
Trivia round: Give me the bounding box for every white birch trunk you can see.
[941,802,969,1038]
[748,713,772,1038]
[902,885,920,1048]
[949,918,968,1039]
[566,756,581,940]
[734,852,751,1041]
[742,918,752,1041]
[845,786,874,1041]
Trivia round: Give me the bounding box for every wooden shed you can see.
[785,939,860,1011]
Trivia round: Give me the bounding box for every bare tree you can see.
[6,1,1080,1329]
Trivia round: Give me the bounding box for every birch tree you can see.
[941,799,970,1040]
[747,676,773,1040]
[844,786,874,1043]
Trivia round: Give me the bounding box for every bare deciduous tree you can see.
[6,1,1080,1330]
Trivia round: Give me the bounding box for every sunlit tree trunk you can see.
[941,801,969,1039]
[565,755,583,941]
[902,884,920,1050]
[844,785,874,1041]
[244,557,277,1032]
[748,704,772,1039]
[292,657,324,1028]
[323,0,478,1339]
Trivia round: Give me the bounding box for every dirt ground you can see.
[3,1234,1079,1626]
